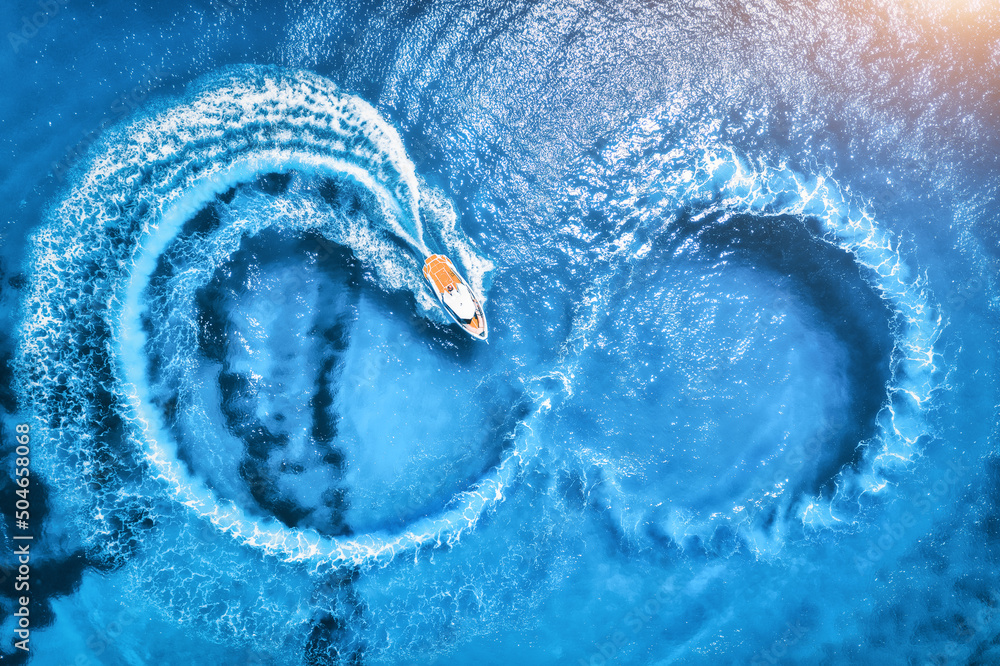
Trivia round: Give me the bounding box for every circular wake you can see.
[555,130,945,554]
[16,65,504,571]
[12,63,949,665]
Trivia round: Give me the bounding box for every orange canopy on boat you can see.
[423,254,461,294]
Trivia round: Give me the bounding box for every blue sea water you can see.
[0,0,998,664]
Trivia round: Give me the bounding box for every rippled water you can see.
[1,1,998,664]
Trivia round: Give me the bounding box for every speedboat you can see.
[422,254,488,341]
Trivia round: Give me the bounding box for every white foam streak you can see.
[687,148,945,528]
[565,137,943,542]
[17,66,497,571]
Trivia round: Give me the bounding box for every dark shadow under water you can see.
[668,210,896,496]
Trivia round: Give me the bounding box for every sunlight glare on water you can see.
[0,0,997,664]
